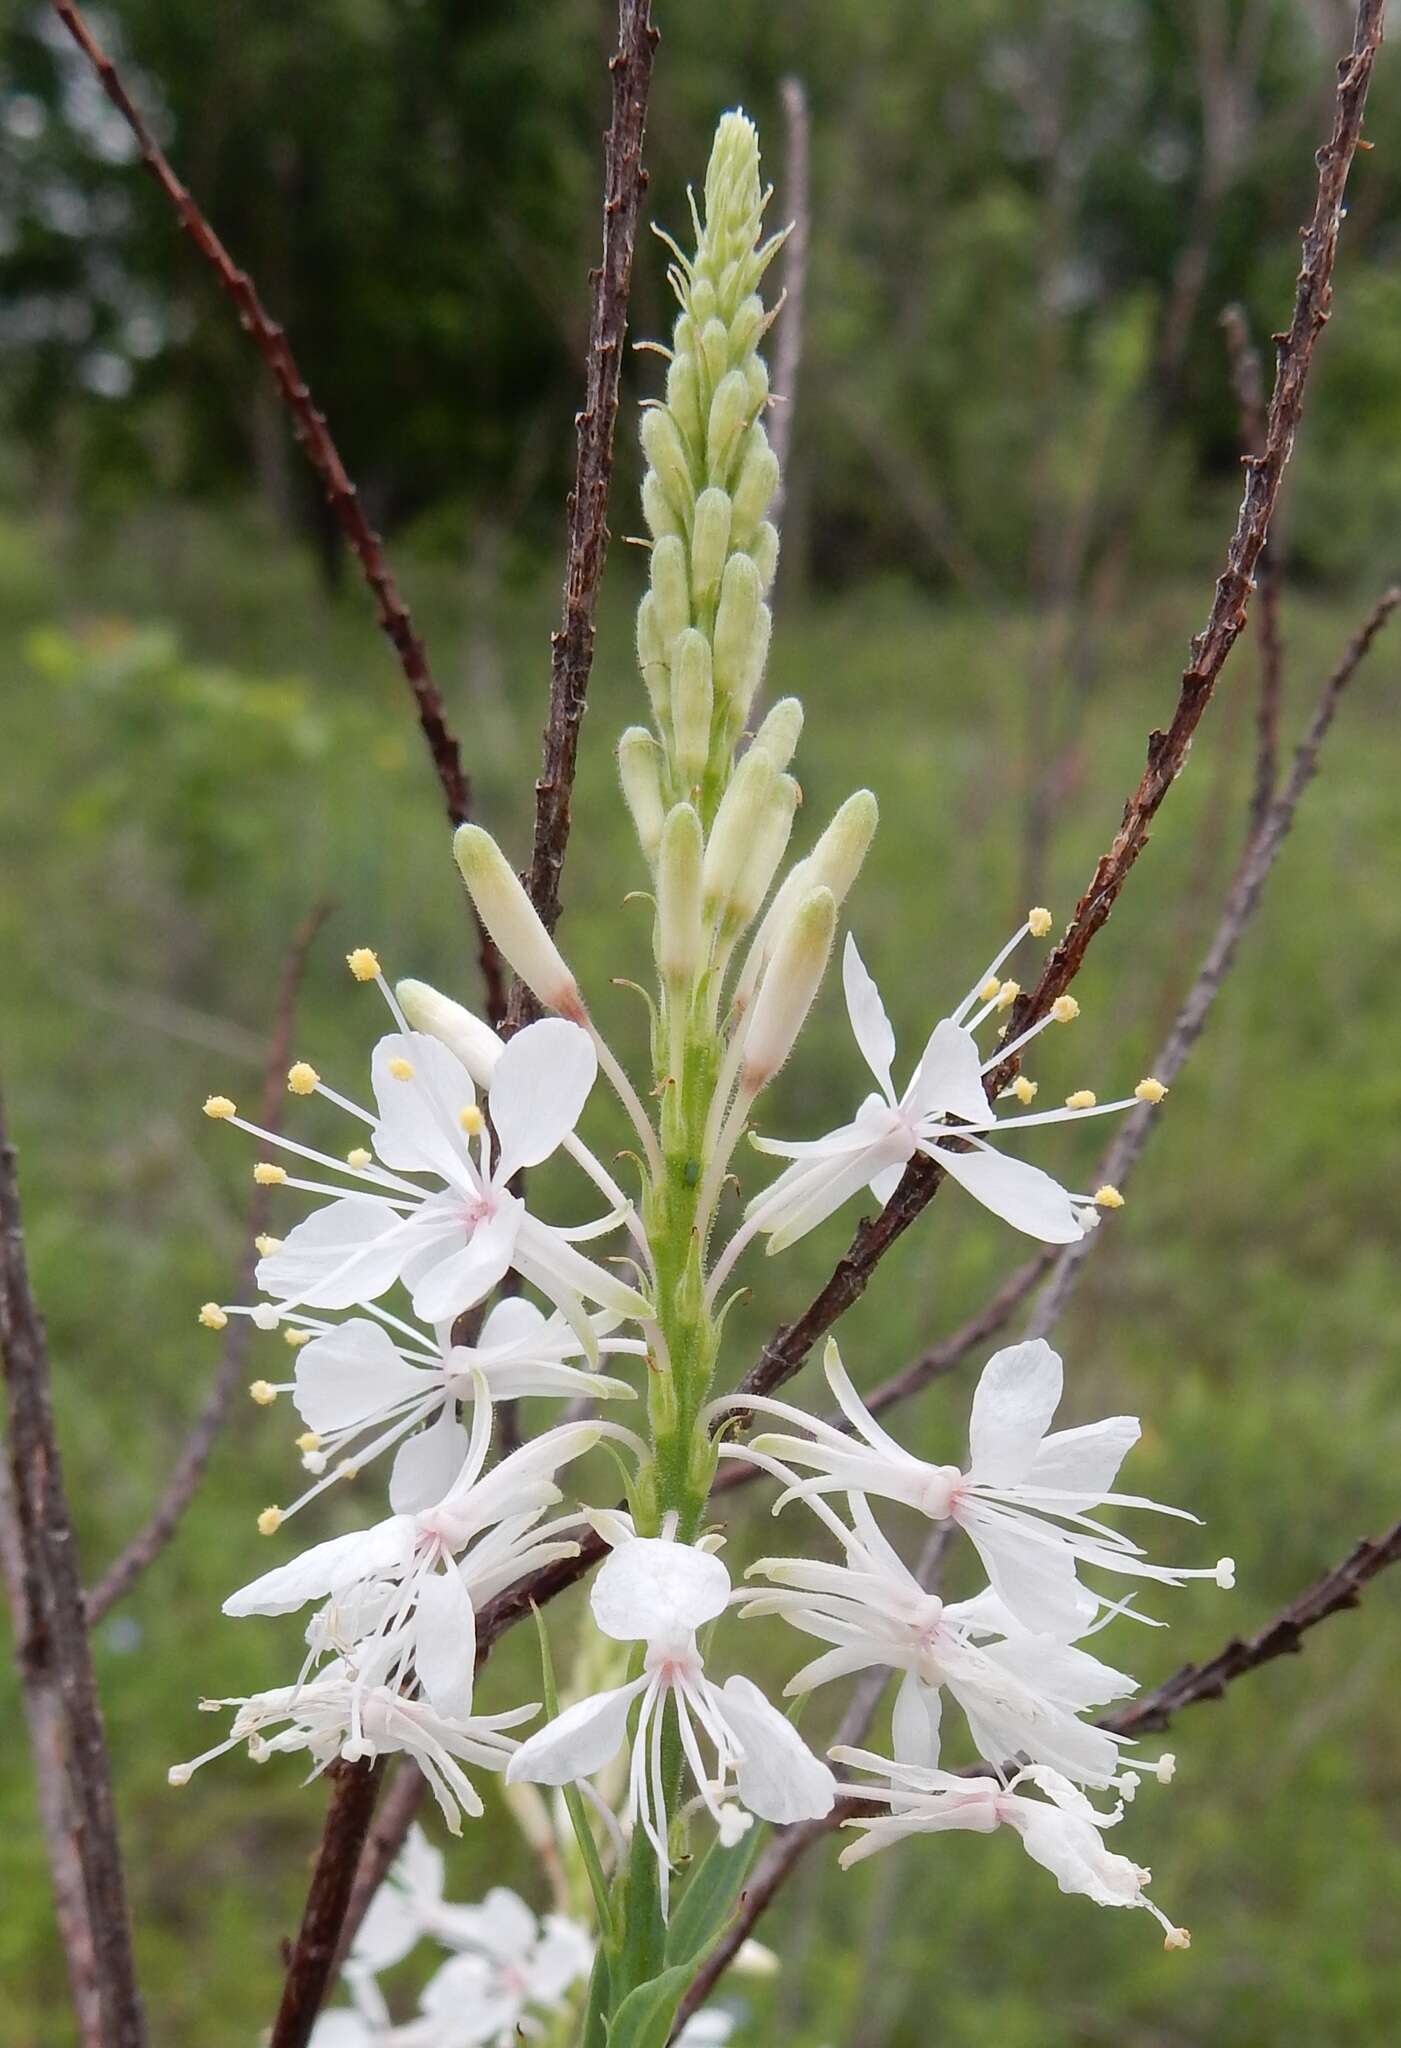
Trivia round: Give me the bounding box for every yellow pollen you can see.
[347,948,381,982]
[388,1057,415,1081]
[287,1061,319,1096]
[1066,1090,1097,1111]
[336,1461,359,1481]
[1094,1184,1125,1209]
[978,976,1001,1003]
[1051,995,1080,1024]
[459,1104,485,1136]
[995,979,1020,1011]
[1011,1075,1037,1105]
[203,1095,236,1120]
[256,1507,283,1536]
[1164,1927,1192,1953]
[253,1163,287,1186]
[254,1234,282,1257]
[1135,1076,1168,1103]
[295,1431,321,1453]
[1027,906,1053,938]
[249,1380,278,1406]
[198,1302,227,1330]
[284,1328,311,1348]
[346,1147,372,1170]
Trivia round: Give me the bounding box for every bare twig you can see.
[85,902,331,1623]
[734,0,1384,1415]
[507,0,658,1029]
[47,0,508,1026]
[1,1087,147,2047]
[1222,302,1287,835]
[269,1758,386,2048]
[768,76,810,517]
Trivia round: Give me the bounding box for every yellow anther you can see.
[198,1302,227,1331]
[336,1460,359,1481]
[1163,1928,1192,1953]
[253,1163,287,1186]
[1051,995,1080,1024]
[254,1234,282,1257]
[978,976,1001,1003]
[388,1056,415,1081]
[295,1431,321,1454]
[1011,1075,1038,1105]
[995,979,1020,1011]
[347,948,381,982]
[1027,906,1053,938]
[256,1506,283,1536]
[287,1062,319,1096]
[1066,1089,1097,1111]
[1093,1184,1124,1209]
[203,1095,236,1120]
[1135,1076,1168,1103]
[346,1147,372,1170]
[459,1104,485,1136]
[249,1380,278,1407]
[284,1327,311,1349]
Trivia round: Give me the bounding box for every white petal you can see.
[530,1917,594,2001]
[590,1538,731,1643]
[930,1143,1086,1243]
[1012,1806,1143,1909]
[764,1141,910,1254]
[488,1018,597,1179]
[718,1675,836,1822]
[396,1821,445,1907]
[1028,1416,1141,1509]
[505,1679,646,1786]
[968,1339,1063,1485]
[257,1196,414,1309]
[223,1519,413,1617]
[454,1885,537,1965]
[409,1199,520,1324]
[294,1319,427,1434]
[909,1017,990,1124]
[891,1672,943,1770]
[958,1504,1094,1640]
[512,1212,650,1323]
[349,1882,420,1974]
[867,1161,905,1205]
[418,1953,514,2041]
[371,1031,478,1180]
[390,1409,471,1514]
[842,933,897,1100]
[475,1294,551,1357]
[413,1567,477,1721]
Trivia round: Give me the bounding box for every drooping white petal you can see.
[418,1952,516,2044]
[967,1340,1064,1485]
[1027,1416,1141,1509]
[488,1018,597,1180]
[929,1142,1086,1243]
[908,1017,991,1125]
[531,1916,595,2001]
[867,1161,906,1205]
[349,1881,421,1975]
[891,1671,943,1771]
[505,1678,647,1786]
[512,1212,651,1324]
[257,1196,417,1310]
[371,1031,477,1180]
[1010,1805,1146,1910]
[223,1519,414,1617]
[294,1319,428,1435]
[390,1410,471,1515]
[590,1538,731,1644]
[475,1293,551,1355]
[842,934,898,1102]
[451,1885,538,1965]
[717,1674,836,1822]
[413,1568,477,1722]
[409,1198,521,1324]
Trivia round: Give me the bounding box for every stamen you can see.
[284,1328,312,1348]
[1051,995,1079,1023]
[387,1056,415,1081]
[1093,1185,1124,1209]
[459,1105,485,1136]
[995,979,1020,1011]
[295,1432,321,1453]
[1135,1076,1168,1103]
[347,948,381,982]
[256,1507,283,1535]
[254,1235,282,1256]
[1011,1076,1037,1104]
[253,1163,287,1186]
[249,1381,278,1406]
[1066,1090,1097,1111]
[203,1095,236,1120]
[198,1303,228,1330]
[347,1147,372,1169]
[1027,906,1053,938]
[287,1062,319,1095]
[1215,1556,1236,1588]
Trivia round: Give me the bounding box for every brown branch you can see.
[1,1088,147,2047]
[1222,303,1287,835]
[768,75,810,515]
[734,0,1384,1415]
[506,0,658,1032]
[47,0,507,1027]
[85,901,331,1623]
[268,1758,386,2048]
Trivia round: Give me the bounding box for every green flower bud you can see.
[699,316,730,390]
[807,786,880,903]
[706,369,751,485]
[702,745,777,917]
[712,552,763,704]
[752,696,803,770]
[728,770,799,936]
[649,534,691,649]
[657,802,704,988]
[750,520,780,595]
[453,825,581,1018]
[640,405,694,522]
[730,426,780,542]
[690,487,733,602]
[744,355,770,415]
[730,599,772,730]
[618,726,666,864]
[641,471,683,544]
[671,630,714,785]
[689,275,719,328]
[665,350,704,448]
[741,886,837,1090]
[636,592,670,724]
[728,294,766,362]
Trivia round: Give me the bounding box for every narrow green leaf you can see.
[605,1960,696,2048]
[664,1820,765,1971]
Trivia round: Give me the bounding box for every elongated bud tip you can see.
[657,803,705,988]
[752,696,804,771]
[396,978,502,1086]
[453,824,582,1019]
[617,727,666,864]
[811,789,879,903]
[741,885,837,1090]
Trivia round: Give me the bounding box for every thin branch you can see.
[268,1758,386,2048]
[1222,302,1287,835]
[734,0,1385,1414]
[768,76,810,513]
[1,1087,147,2047]
[507,0,658,1030]
[47,0,508,1027]
[85,901,332,1623]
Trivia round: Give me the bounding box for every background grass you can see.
[2,495,1399,2045]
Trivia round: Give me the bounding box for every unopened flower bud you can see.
[744,354,770,415]
[657,804,704,988]
[640,405,694,522]
[671,630,714,784]
[617,726,666,863]
[699,315,730,388]
[752,696,803,769]
[731,599,772,728]
[396,978,503,1087]
[730,425,779,541]
[741,886,837,1089]
[734,788,878,1014]
[706,368,751,484]
[649,534,691,650]
[689,275,718,329]
[728,772,798,935]
[728,294,767,363]
[641,470,683,543]
[665,350,703,447]
[749,520,779,594]
[636,592,670,724]
[712,551,763,706]
[453,825,582,1019]
[690,486,733,601]
[703,746,777,917]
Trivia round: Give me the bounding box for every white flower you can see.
[250,1296,640,1508]
[724,1337,1229,1640]
[506,1526,835,1911]
[741,1491,1135,1788]
[834,1750,1190,1948]
[207,1007,650,1339]
[745,929,1150,1252]
[414,1889,593,2047]
[675,2013,739,2048]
